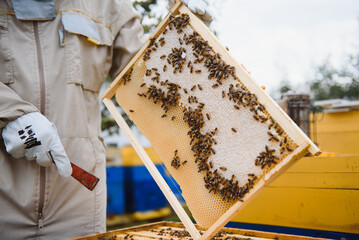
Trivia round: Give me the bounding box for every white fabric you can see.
[169,0,213,25]
[2,112,72,177]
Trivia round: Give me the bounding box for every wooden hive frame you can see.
[70,221,331,240]
[101,1,320,239]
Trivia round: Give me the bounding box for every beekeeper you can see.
[0,0,212,239]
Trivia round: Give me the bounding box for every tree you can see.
[101,0,162,136]
[273,52,359,103]
[278,79,292,95]
[133,0,164,33]
[310,53,359,101]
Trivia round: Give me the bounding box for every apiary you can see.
[69,221,330,240]
[101,1,320,239]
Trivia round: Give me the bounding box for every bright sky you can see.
[211,0,359,95]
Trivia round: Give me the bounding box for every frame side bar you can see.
[198,142,310,240]
[102,98,201,240]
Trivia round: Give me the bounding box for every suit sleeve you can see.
[0,83,38,130]
[108,0,146,79]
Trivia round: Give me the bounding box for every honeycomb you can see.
[115,13,297,228]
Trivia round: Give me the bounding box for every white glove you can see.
[169,0,213,25]
[2,112,72,177]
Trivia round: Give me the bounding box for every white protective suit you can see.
[0,0,145,239]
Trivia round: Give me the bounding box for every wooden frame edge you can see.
[102,98,201,240]
[101,3,320,239]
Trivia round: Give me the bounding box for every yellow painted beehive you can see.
[103,3,320,231]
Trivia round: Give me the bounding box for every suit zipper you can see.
[33,21,46,231]
[38,167,45,230]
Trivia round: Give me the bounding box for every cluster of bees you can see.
[143,37,159,61]
[96,234,117,240]
[96,228,265,240]
[123,234,134,240]
[122,68,133,85]
[254,146,279,169]
[225,83,296,167]
[143,13,189,62]
[151,227,258,240]
[168,13,190,33]
[254,143,293,170]
[167,47,187,73]
[139,82,181,113]
[267,121,294,154]
[204,171,258,202]
[122,13,296,203]
[171,150,188,169]
[185,31,236,87]
[154,227,191,238]
[96,229,268,240]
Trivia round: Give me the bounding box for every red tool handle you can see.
[49,151,99,191]
[70,162,100,191]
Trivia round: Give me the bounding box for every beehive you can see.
[69,221,329,240]
[102,2,320,239]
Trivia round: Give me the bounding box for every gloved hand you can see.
[2,112,72,177]
[169,0,213,25]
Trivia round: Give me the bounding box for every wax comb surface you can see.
[112,9,319,228]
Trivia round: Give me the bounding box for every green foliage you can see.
[101,0,161,135]
[133,0,163,34]
[278,79,292,95]
[133,0,157,13]
[273,53,359,103]
[310,53,359,101]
